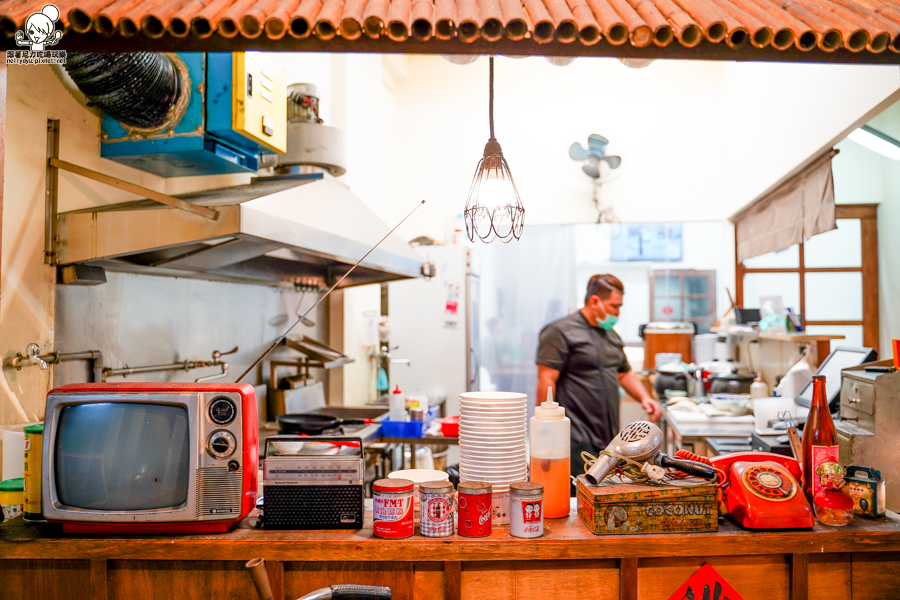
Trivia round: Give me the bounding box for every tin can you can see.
[509,481,544,539]
[23,424,43,522]
[844,465,886,518]
[373,478,414,539]
[457,481,492,537]
[0,478,24,522]
[420,480,454,537]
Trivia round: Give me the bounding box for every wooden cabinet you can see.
[3,512,900,600]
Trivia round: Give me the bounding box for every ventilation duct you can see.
[64,52,186,131]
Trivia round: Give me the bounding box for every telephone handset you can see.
[709,452,814,529]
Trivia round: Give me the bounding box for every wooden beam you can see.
[836,204,878,220]
[48,158,219,221]
[90,559,107,600]
[0,62,5,303]
[790,553,808,600]
[444,561,461,600]
[620,557,638,600]
[265,560,284,600]
[735,222,744,308]
[10,31,900,64]
[860,209,879,350]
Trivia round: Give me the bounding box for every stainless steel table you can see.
[660,406,755,457]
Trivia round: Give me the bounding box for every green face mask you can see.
[596,315,618,331]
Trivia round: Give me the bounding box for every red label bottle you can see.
[801,375,839,504]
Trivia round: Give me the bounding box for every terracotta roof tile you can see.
[4,0,900,54]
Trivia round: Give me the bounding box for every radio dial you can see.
[208,430,237,459]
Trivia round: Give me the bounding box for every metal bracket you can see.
[45,120,60,265]
[49,158,219,221]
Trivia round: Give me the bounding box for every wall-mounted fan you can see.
[568,134,623,223]
[569,134,622,179]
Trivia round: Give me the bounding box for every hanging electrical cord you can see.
[64,52,187,131]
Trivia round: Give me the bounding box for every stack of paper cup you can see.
[458,392,527,526]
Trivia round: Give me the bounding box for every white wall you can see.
[832,134,900,359]
[389,57,899,243]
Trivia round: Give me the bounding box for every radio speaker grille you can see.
[196,467,242,518]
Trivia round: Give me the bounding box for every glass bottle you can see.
[529,388,570,519]
[801,375,838,504]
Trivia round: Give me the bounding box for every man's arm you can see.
[619,370,662,422]
[536,365,560,404]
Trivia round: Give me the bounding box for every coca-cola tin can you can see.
[373,478,414,539]
[420,480,455,537]
[509,481,544,539]
[457,481,492,537]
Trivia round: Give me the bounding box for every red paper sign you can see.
[662,305,674,317]
[667,564,745,600]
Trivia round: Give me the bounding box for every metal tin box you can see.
[576,475,718,535]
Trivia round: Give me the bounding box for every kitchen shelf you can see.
[758,332,845,342]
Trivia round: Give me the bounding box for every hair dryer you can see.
[584,421,717,485]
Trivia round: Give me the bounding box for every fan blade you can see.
[569,142,590,161]
[600,155,622,169]
[582,156,601,179]
[587,134,610,152]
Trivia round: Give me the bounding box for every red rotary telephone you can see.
[709,452,814,529]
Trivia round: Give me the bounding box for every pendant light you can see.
[464,56,525,243]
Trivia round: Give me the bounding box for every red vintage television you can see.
[41,382,258,534]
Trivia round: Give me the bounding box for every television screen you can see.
[55,402,191,511]
[611,223,683,262]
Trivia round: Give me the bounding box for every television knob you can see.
[209,397,237,425]
[208,430,236,458]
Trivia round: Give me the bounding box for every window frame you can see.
[649,269,717,333]
[734,204,879,349]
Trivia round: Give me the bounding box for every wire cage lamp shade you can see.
[464,57,524,243]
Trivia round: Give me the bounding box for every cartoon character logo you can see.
[815,461,846,490]
[15,5,63,51]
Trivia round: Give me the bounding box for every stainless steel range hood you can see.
[57,176,425,288]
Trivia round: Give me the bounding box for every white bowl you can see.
[459,403,527,411]
[459,419,526,429]
[460,467,527,477]
[459,439,527,449]
[387,469,449,484]
[460,392,527,402]
[460,466,527,477]
[459,473,527,483]
[460,456,527,467]
[459,399,527,406]
[459,413,526,422]
[459,423,527,436]
[460,450,527,461]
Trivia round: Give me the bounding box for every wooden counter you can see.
[3,508,900,600]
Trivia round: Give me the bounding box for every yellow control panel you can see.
[232,52,287,154]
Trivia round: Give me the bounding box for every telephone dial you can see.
[709,452,814,529]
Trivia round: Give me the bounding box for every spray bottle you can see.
[529,387,571,518]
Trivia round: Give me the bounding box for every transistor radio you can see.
[262,435,364,530]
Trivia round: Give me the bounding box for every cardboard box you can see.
[576,475,718,535]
